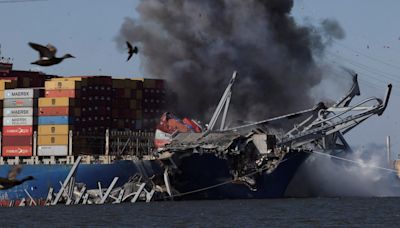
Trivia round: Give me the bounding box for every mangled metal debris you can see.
[155,71,392,199]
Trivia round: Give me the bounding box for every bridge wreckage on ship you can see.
[155,72,392,199]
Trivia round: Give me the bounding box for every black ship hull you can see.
[168,151,309,199]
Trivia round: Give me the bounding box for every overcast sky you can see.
[0,0,399,156]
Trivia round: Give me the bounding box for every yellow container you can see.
[38,125,71,135]
[0,91,4,100]
[38,135,69,145]
[51,77,88,86]
[52,77,83,81]
[45,80,81,90]
[39,98,76,107]
[0,80,17,90]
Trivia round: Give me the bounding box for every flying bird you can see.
[28,42,75,66]
[0,165,34,190]
[126,41,138,61]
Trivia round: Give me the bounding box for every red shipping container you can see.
[2,146,32,157]
[3,126,33,136]
[39,107,70,116]
[2,136,33,146]
[45,89,80,98]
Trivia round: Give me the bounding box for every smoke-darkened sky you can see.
[116,0,345,122]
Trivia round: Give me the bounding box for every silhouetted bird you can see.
[126,41,138,61]
[0,165,34,190]
[28,42,75,66]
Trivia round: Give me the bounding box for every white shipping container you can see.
[4,88,41,99]
[3,98,35,108]
[3,116,34,126]
[38,145,68,156]
[3,107,35,117]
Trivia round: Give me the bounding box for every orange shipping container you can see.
[45,89,80,98]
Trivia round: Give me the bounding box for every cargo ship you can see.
[0,60,165,203]
[0,60,392,203]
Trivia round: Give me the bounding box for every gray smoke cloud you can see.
[116,0,345,121]
[286,144,400,197]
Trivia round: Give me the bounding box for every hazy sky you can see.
[0,0,399,155]
[293,0,400,157]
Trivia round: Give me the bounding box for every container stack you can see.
[111,78,143,130]
[79,76,113,133]
[75,76,113,154]
[141,79,165,131]
[2,88,41,157]
[37,76,116,155]
[0,80,17,131]
[37,78,81,156]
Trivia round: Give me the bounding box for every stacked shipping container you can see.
[75,76,113,154]
[0,80,17,132]
[38,77,115,155]
[2,88,41,156]
[111,78,142,130]
[79,76,113,132]
[37,78,81,156]
[142,79,165,131]
[0,66,166,157]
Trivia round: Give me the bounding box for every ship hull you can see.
[0,151,308,202]
[169,151,309,199]
[0,160,161,201]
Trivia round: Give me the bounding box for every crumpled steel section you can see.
[162,131,241,152]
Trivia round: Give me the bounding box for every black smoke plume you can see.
[116,0,344,122]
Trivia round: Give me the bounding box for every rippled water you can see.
[1,198,399,227]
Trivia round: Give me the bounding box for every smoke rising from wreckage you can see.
[117,0,346,121]
[113,0,395,199]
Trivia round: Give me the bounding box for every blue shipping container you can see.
[38,116,74,125]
